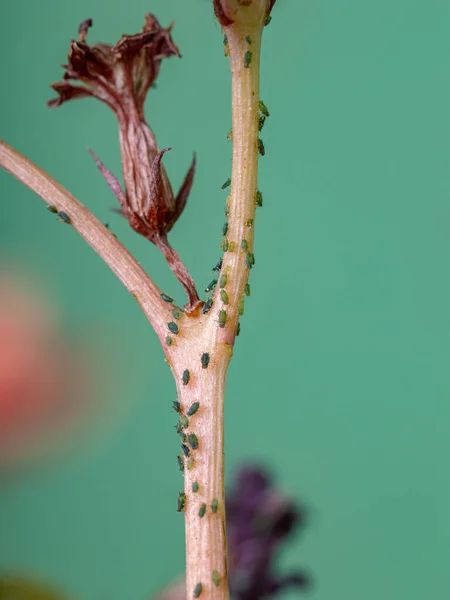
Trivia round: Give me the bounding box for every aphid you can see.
[236,322,241,336]
[179,432,187,443]
[47,205,58,214]
[258,138,265,156]
[244,283,251,296]
[193,582,203,598]
[187,457,195,470]
[201,353,210,369]
[222,222,228,236]
[205,279,217,293]
[181,415,189,428]
[258,99,270,117]
[223,34,229,57]
[245,35,252,45]
[165,336,173,346]
[246,218,254,228]
[244,50,252,68]
[177,455,184,473]
[238,298,245,316]
[220,290,229,305]
[198,503,207,518]
[58,211,71,224]
[211,498,219,514]
[218,310,227,328]
[160,293,173,303]
[181,444,190,458]
[213,258,223,272]
[221,239,229,252]
[187,401,200,416]
[182,369,190,386]
[175,421,183,435]
[202,298,213,314]
[171,308,181,320]
[220,273,228,288]
[212,571,221,587]
[172,401,181,413]
[221,177,231,189]
[246,252,255,269]
[228,241,236,252]
[258,115,266,131]
[177,492,186,512]
[264,14,272,26]
[226,129,232,141]
[256,190,263,207]
[192,481,199,493]
[224,201,230,217]
[168,322,179,334]
[241,239,248,251]
[187,433,199,450]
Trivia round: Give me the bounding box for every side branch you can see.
[0,139,171,340]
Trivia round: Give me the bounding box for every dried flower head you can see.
[48,17,200,311]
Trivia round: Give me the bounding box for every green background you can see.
[1,0,450,599]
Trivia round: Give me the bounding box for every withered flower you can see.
[48,17,200,311]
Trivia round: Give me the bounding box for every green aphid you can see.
[187,457,195,470]
[47,205,58,214]
[221,239,229,252]
[244,283,251,296]
[241,239,248,251]
[220,273,228,288]
[228,241,236,252]
[58,211,71,224]
[205,279,217,293]
[221,177,231,189]
[187,402,200,416]
[172,401,181,413]
[187,433,199,450]
[177,455,184,473]
[166,336,173,346]
[168,322,179,334]
[258,115,266,131]
[246,218,254,228]
[244,50,252,68]
[246,252,255,269]
[212,571,221,587]
[246,35,252,44]
[171,307,181,320]
[192,481,199,493]
[258,138,265,156]
[202,298,213,314]
[211,498,219,514]
[181,444,190,458]
[264,14,272,26]
[218,310,227,328]
[177,492,186,512]
[238,298,245,316]
[160,293,173,303]
[220,290,229,305]
[193,582,203,598]
[256,190,263,207]
[258,100,270,117]
[213,258,223,272]
[226,129,233,141]
[201,353,210,369]
[224,202,230,217]
[180,432,187,443]
[198,503,207,518]
[222,222,229,236]
[236,322,241,336]
[182,369,190,386]
[181,415,189,428]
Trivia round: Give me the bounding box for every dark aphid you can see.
[193,582,203,598]
[258,99,270,117]
[218,310,227,328]
[211,498,219,514]
[258,138,265,156]
[258,115,266,131]
[187,433,199,450]
[245,35,252,45]
[192,481,199,493]
[246,252,255,269]
[205,279,217,293]
[221,239,229,252]
[264,14,272,26]
[213,258,223,272]
[238,298,245,316]
[47,205,58,214]
[223,34,229,57]
[241,239,249,251]
[201,353,210,369]
[177,455,184,473]
[165,336,173,346]
[175,421,183,435]
[182,369,190,386]
[177,492,186,512]
[171,307,181,320]
[220,290,229,305]
[212,571,221,587]
[172,401,181,413]
[160,293,173,303]
[244,283,251,296]
[236,322,241,336]
[181,444,191,458]
[220,273,228,288]
[221,177,231,189]
[168,322,179,334]
[199,503,207,518]
[202,298,213,314]
[222,222,228,236]
[179,432,187,443]
[181,415,189,428]
[187,457,195,470]
[187,401,200,416]
[58,211,71,224]
[244,50,252,68]
[256,190,263,207]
